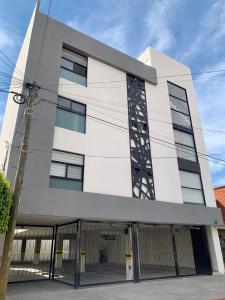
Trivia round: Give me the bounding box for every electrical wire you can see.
[35,97,225,167]
[34,0,52,82]
[38,85,225,135]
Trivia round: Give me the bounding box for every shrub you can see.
[0,172,12,233]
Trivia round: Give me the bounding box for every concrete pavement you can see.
[7,275,225,300]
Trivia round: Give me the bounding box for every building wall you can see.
[0,5,221,227]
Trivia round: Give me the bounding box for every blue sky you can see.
[0,0,225,187]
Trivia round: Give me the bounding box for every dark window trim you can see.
[173,124,193,135]
[169,94,187,103]
[171,107,190,117]
[58,95,86,115]
[50,149,85,190]
[179,168,206,206]
[181,185,202,192]
[56,95,86,134]
[61,56,87,77]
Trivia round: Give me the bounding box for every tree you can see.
[0,172,12,234]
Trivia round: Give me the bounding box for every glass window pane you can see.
[67,165,82,180]
[74,63,87,77]
[182,187,204,204]
[176,144,197,161]
[168,82,187,101]
[49,178,82,191]
[62,48,87,67]
[174,130,194,147]
[71,102,85,114]
[50,162,66,177]
[60,68,87,86]
[56,108,85,133]
[180,171,202,189]
[170,96,189,114]
[52,150,83,165]
[58,97,71,109]
[61,58,74,71]
[171,110,191,128]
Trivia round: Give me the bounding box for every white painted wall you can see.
[55,57,132,197]
[139,48,217,208]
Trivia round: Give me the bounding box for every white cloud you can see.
[180,1,225,62]
[143,0,178,52]
[67,2,128,53]
[0,28,14,49]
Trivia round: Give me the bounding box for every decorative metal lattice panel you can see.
[127,74,155,199]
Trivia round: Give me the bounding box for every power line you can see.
[40,68,225,88]
[35,97,225,167]
[0,49,28,83]
[34,0,52,82]
[38,85,225,135]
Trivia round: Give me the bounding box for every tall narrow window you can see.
[174,130,197,162]
[49,150,84,191]
[60,47,87,86]
[179,171,204,204]
[55,96,86,133]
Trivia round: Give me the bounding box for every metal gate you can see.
[9,226,54,282]
[53,222,78,285]
[79,221,133,286]
[138,225,177,279]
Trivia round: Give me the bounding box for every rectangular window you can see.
[56,96,86,133]
[49,150,84,191]
[174,129,197,162]
[168,82,192,129]
[60,47,87,86]
[179,170,204,204]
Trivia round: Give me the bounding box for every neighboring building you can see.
[214,186,225,266]
[0,2,224,287]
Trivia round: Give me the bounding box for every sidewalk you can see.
[7,275,225,300]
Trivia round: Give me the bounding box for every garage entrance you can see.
[9,226,54,282]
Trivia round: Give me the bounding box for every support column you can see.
[69,239,76,260]
[33,238,41,265]
[206,226,224,274]
[125,226,133,280]
[75,220,81,288]
[20,239,27,262]
[132,223,140,282]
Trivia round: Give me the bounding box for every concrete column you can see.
[206,226,224,274]
[55,237,63,269]
[125,226,133,280]
[20,239,27,262]
[0,234,5,267]
[33,238,41,265]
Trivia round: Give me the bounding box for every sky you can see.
[0,0,224,187]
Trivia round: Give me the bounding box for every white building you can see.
[0,2,224,287]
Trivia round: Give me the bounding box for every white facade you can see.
[0,2,224,280]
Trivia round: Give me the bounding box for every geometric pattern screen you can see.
[126,74,155,200]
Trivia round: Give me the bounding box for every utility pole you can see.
[0,83,39,300]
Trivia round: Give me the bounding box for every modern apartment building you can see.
[0,2,224,287]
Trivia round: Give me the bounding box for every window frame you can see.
[174,129,198,162]
[50,149,85,191]
[56,95,86,134]
[179,170,205,205]
[168,81,193,130]
[60,47,88,87]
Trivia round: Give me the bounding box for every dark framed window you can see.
[49,149,84,191]
[179,170,204,204]
[60,47,87,86]
[174,129,197,162]
[56,96,86,133]
[168,82,192,129]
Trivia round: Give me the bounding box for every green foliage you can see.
[0,172,12,233]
